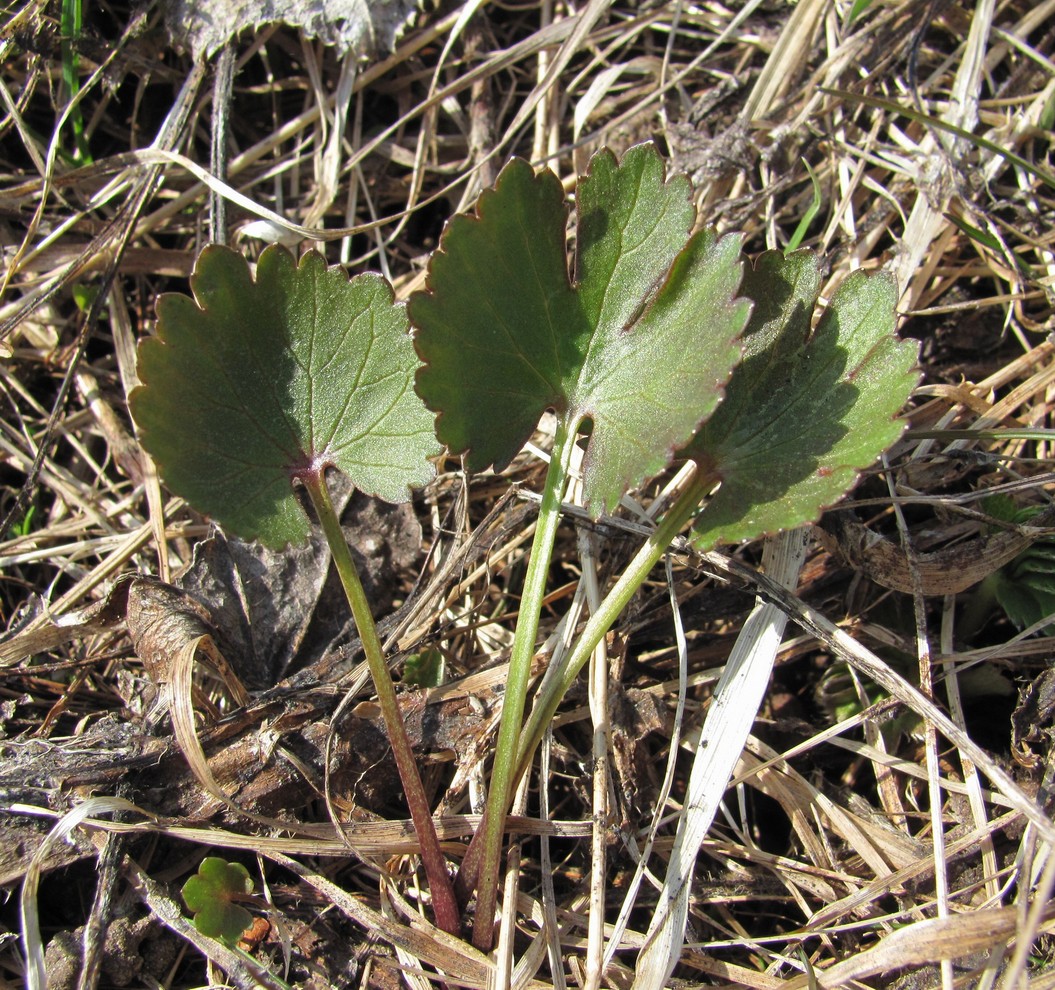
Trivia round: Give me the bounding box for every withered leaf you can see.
[161,0,426,60]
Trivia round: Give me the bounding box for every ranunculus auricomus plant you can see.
[131,141,918,951]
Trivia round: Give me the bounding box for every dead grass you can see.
[2,0,1055,986]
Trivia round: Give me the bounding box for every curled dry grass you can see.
[2,0,1055,986]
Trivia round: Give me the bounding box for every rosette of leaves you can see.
[410,142,921,947]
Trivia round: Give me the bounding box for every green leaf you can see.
[979,493,1019,524]
[72,283,100,314]
[403,647,446,687]
[410,142,751,516]
[130,245,440,548]
[685,251,919,549]
[181,857,254,944]
[944,213,1037,280]
[785,158,821,254]
[982,498,1055,632]
[846,0,874,25]
[992,574,1055,632]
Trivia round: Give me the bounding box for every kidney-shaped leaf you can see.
[181,857,254,944]
[409,142,751,516]
[130,245,439,548]
[685,251,919,549]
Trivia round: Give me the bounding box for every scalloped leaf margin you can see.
[409,142,752,516]
[130,245,439,548]
[685,251,920,549]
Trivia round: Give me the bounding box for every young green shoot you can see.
[413,177,917,942]
[130,148,920,957]
[181,857,255,945]
[60,0,91,164]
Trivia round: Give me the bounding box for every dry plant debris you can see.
[2,0,1055,987]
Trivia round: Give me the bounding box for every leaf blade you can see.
[131,245,439,548]
[181,858,254,944]
[411,158,581,472]
[686,253,919,549]
[411,142,751,514]
[575,228,750,515]
[573,143,694,337]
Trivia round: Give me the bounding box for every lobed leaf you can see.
[181,857,254,944]
[409,158,579,475]
[685,251,919,549]
[130,245,440,548]
[981,497,1055,632]
[410,142,751,516]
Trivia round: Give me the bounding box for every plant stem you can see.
[516,469,714,778]
[454,468,716,903]
[468,419,577,950]
[60,0,90,164]
[303,473,461,937]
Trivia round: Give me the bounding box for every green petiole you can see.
[456,466,717,936]
[464,419,577,949]
[303,473,461,937]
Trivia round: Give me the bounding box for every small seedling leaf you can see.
[980,497,1055,632]
[403,647,446,687]
[130,245,440,548]
[181,857,254,944]
[686,251,919,549]
[410,142,750,516]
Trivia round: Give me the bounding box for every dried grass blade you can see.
[634,529,810,990]
[498,0,614,149]
[806,809,1019,931]
[19,796,139,990]
[602,555,690,972]
[813,905,1054,988]
[169,634,294,832]
[707,551,1055,846]
[743,0,827,121]
[266,851,494,986]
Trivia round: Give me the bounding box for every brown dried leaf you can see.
[177,528,332,690]
[1011,667,1055,769]
[817,504,1055,596]
[127,578,249,713]
[176,488,423,688]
